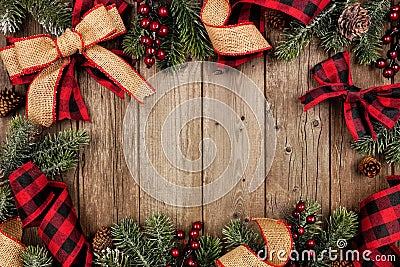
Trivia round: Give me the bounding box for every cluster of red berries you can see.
[375,4,400,78]
[136,0,169,68]
[287,201,317,267]
[168,221,203,267]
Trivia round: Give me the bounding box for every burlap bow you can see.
[216,218,292,267]
[300,52,400,141]
[0,217,24,267]
[0,4,154,127]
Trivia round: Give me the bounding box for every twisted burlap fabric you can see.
[216,218,292,267]
[201,0,271,57]
[0,4,154,127]
[0,217,24,267]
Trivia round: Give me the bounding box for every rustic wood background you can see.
[0,1,394,245]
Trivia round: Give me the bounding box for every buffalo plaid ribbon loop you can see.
[354,175,400,267]
[9,162,92,267]
[300,52,400,141]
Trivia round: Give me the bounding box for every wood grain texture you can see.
[0,0,392,247]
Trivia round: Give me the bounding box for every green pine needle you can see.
[170,0,214,60]
[0,0,71,35]
[222,220,262,251]
[195,235,222,267]
[327,207,358,248]
[32,129,89,177]
[21,245,53,267]
[351,121,400,165]
[94,248,130,267]
[123,16,146,59]
[0,183,17,222]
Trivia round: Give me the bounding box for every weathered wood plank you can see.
[265,35,331,219]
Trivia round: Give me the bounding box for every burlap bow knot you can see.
[0,4,154,127]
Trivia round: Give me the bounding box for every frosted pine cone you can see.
[338,3,370,40]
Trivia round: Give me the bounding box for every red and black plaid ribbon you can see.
[215,0,331,67]
[9,162,92,266]
[354,175,400,267]
[300,52,400,141]
[7,0,131,124]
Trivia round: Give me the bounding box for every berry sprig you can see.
[168,221,203,267]
[287,200,318,267]
[375,4,400,78]
[136,0,169,68]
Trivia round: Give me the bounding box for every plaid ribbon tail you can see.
[9,162,93,267]
[354,175,400,267]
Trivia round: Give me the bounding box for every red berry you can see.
[297,227,305,236]
[376,58,387,69]
[146,46,156,56]
[154,38,161,47]
[306,239,316,249]
[387,49,398,59]
[286,223,293,230]
[189,229,200,239]
[292,233,298,240]
[393,5,400,12]
[150,21,160,32]
[176,230,185,240]
[393,63,400,73]
[383,34,392,44]
[296,201,306,212]
[292,210,300,218]
[390,11,399,21]
[140,36,152,46]
[170,248,180,258]
[383,67,395,78]
[144,56,155,68]
[306,215,316,224]
[192,221,203,230]
[157,6,169,17]
[156,49,166,60]
[190,240,200,250]
[157,26,169,37]
[186,258,198,267]
[140,17,151,29]
[138,4,150,15]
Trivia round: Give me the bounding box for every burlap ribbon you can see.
[216,218,292,267]
[201,0,271,58]
[0,4,154,127]
[0,217,24,267]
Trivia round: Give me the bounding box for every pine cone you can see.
[338,3,370,40]
[358,157,382,178]
[92,226,113,254]
[331,260,354,267]
[265,9,287,30]
[0,88,24,117]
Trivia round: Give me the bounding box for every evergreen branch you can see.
[170,0,214,60]
[354,0,390,64]
[32,129,89,177]
[157,14,186,70]
[144,213,175,266]
[274,2,337,61]
[0,116,39,178]
[21,245,53,267]
[94,248,130,267]
[23,0,72,36]
[0,0,25,35]
[222,220,262,251]
[0,183,17,222]
[123,16,146,59]
[195,235,222,267]
[327,207,358,248]
[111,218,155,267]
